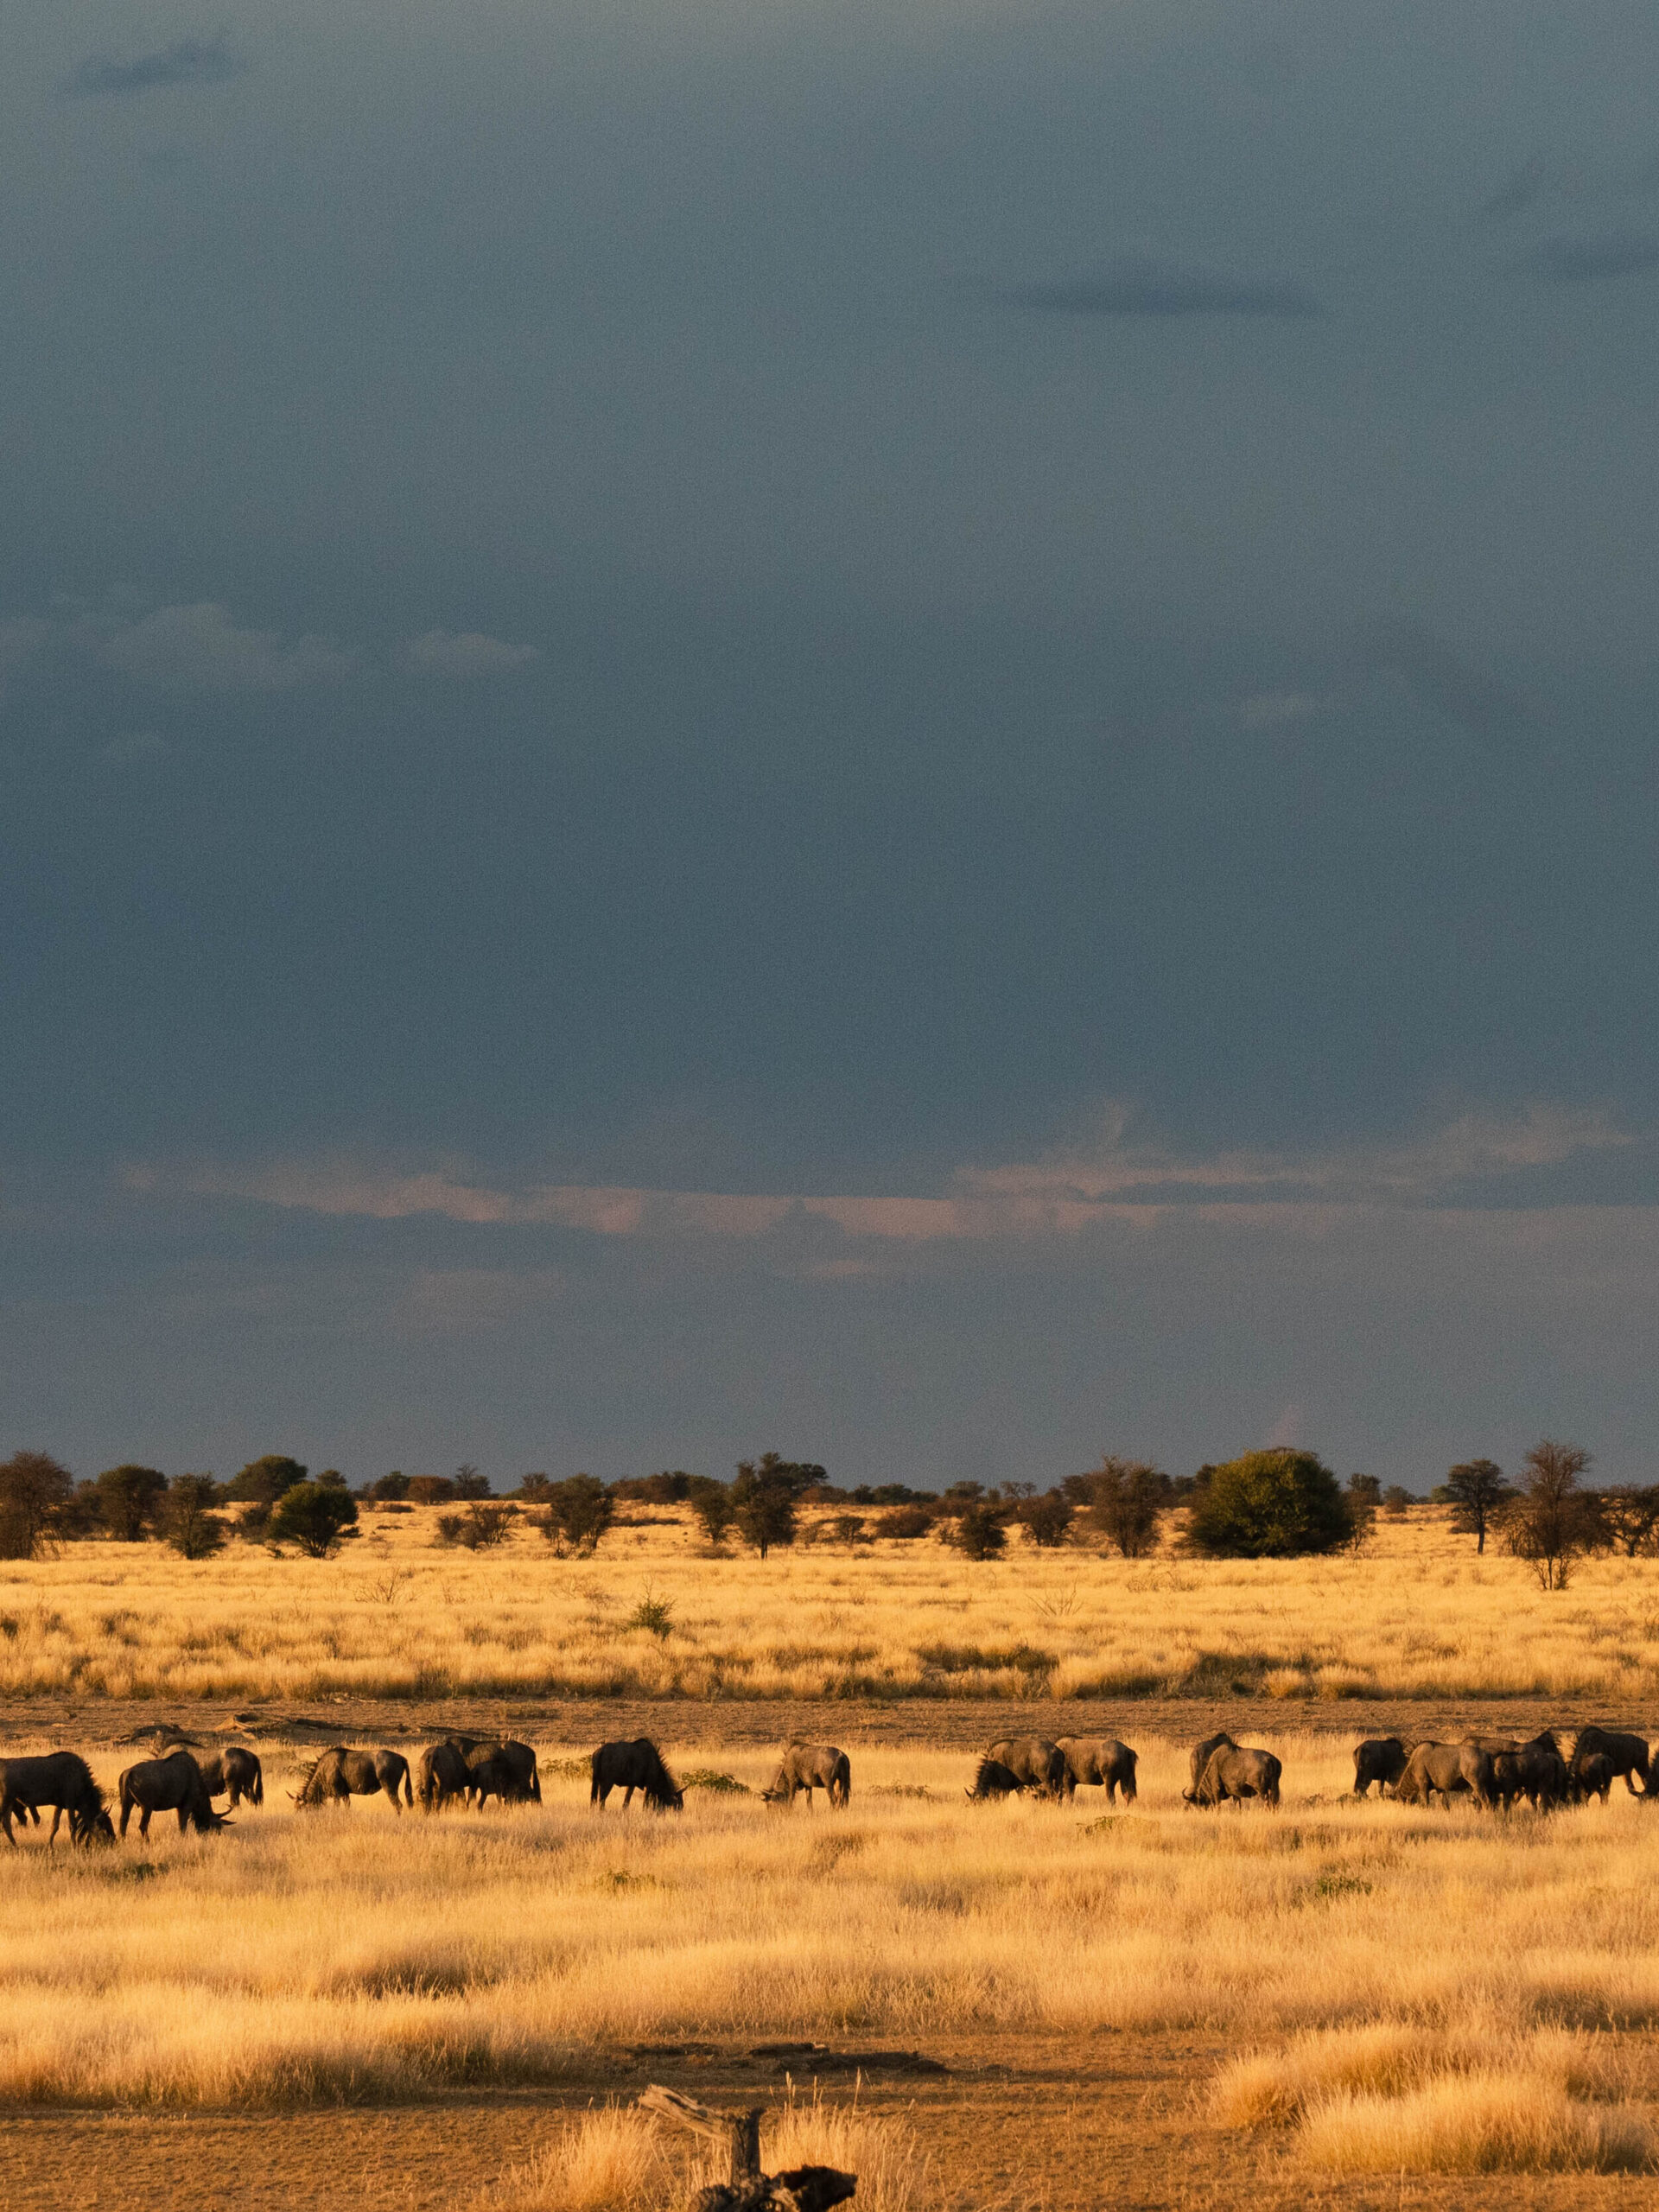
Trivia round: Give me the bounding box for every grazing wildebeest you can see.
[985,1738,1066,1796]
[965,1758,1026,1802]
[416,1742,469,1811]
[1189,1733,1236,1797]
[0,1751,113,1846]
[198,1746,264,1810]
[590,1738,683,1811]
[1352,1738,1410,1796]
[1054,1738,1138,1804]
[467,1749,533,1809]
[291,1746,414,1811]
[1187,1744,1281,1808]
[1571,1726,1653,1798]
[1395,1741,1496,1810]
[448,1736,541,1806]
[118,1751,229,1838]
[1573,1751,1616,1806]
[763,1743,851,1808]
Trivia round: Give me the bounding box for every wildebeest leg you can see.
[595,1782,611,1808]
[139,1806,152,1836]
[177,1807,189,1833]
[622,1786,635,1808]
[382,1781,402,1813]
[47,1804,63,1845]
[0,1796,16,1846]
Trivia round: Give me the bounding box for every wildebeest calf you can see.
[764,1743,850,1808]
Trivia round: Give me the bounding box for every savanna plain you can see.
[3,1508,1659,2211]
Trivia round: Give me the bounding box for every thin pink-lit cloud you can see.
[126,1102,1633,1251]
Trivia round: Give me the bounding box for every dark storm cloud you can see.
[1510,231,1659,283]
[1005,252,1320,319]
[61,37,245,99]
[1363,621,1527,742]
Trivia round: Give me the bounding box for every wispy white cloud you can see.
[98,602,351,692]
[127,1103,1634,1253]
[404,629,539,676]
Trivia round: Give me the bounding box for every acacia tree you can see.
[1185,1450,1354,1558]
[731,1453,823,1559]
[1079,1458,1172,1557]
[160,1476,226,1560]
[268,1477,359,1558]
[0,1451,73,1560]
[538,1475,614,1554]
[95,1465,168,1541]
[1504,1439,1604,1591]
[1598,1485,1659,1559]
[1440,1459,1514,1554]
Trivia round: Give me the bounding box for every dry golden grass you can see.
[0,1726,1656,2182]
[4,1505,1659,1703]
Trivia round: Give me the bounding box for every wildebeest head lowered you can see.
[291,1745,414,1811]
[198,1746,264,1810]
[984,1738,1065,1795]
[763,1743,850,1808]
[965,1757,1025,1802]
[1190,1745,1282,1809]
[0,1751,113,1847]
[117,1750,230,1840]
[1351,1738,1409,1797]
[1054,1737,1138,1803]
[1185,1733,1236,1802]
[590,1738,683,1811]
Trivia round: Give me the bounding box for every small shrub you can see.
[1382,1484,1414,1516]
[680,1769,749,1794]
[406,1475,456,1506]
[268,1479,359,1558]
[159,1475,226,1560]
[1185,1450,1356,1559]
[435,1513,472,1548]
[880,1505,932,1540]
[946,1503,1007,1560]
[540,1475,615,1554]
[626,1591,674,1639]
[1018,1491,1072,1548]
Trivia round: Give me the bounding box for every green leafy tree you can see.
[226,1455,308,1505]
[1185,1449,1355,1559]
[1345,1472,1381,1547]
[0,1451,73,1560]
[371,1471,411,1502]
[268,1479,359,1558]
[538,1475,614,1554]
[94,1465,168,1541]
[1437,1459,1515,1554]
[160,1476,226,1560]
[731,1452,821,1559]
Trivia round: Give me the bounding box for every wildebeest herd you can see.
[0,1720,1648,1850]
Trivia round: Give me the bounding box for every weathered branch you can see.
[639,2085,855,2211]
[639,2084,761,2183]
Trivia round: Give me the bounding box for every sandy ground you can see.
[3,2034,1657,2211]
[10,1692,1646,1756]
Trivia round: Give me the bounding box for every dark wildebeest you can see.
[1352,1738,1410,1796]
[1571,1726,1653,1798]
[448,1736,541,1806]
[590,1738,683,1811]
[985,1738,1066,1796]
[1189,1733,1236,1797]
[416,1742,470,1811]
[1395,1741,1496,1810]
[1490,1747,1568,1813]
[291,1746,414,1812]
[1573,1751,1616,1806]
[0,1752,114,1846]
[764,1743,851,1808]
[118,1750,229,1838]
[965,1758,1026,1802]
[1055,1738,1138,1804]
[198,1746,264,1810]
[467,1749,534,1809]
[1186,1744,1281,1808]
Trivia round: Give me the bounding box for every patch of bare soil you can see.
[6,1693,1647,1755]
[0,2035,1649,2212]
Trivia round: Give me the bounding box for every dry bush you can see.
[505,2107,678,2211]
[765,2086,929,2212]
[1300,2075,1655,2175]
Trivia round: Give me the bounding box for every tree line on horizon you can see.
[0,1439,1649,1585]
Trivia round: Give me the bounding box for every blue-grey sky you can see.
[4,0,1658,1490]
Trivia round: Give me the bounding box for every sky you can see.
[3,0,1658,1492]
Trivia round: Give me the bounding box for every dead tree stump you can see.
[638,2085,855,2212]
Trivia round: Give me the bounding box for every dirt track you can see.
[15,1691,1649,1752]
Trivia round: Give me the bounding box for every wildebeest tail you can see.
[589,1747,601,1804]
[401,1761,414,1808]
[833,1751,850,1804]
